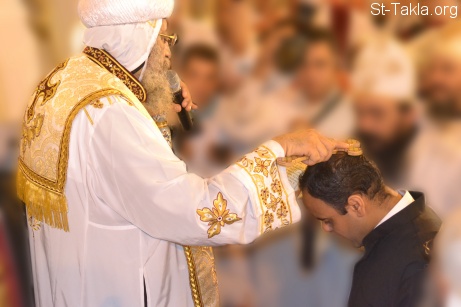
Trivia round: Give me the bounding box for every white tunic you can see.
[28,96,299,307]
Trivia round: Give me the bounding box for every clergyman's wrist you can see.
[272,136,287,155]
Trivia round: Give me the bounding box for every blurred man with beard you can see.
[419,24,461,122]
[353,30,461,218]
[406,23,461,218]
[17,0,348,306]
[352,38,419,187]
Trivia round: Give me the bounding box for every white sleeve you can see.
[88,96,300,246]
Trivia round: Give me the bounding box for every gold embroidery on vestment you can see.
[90,99,104,109]
[83,47,146,103]
[237,146,293,232]
[184,246,220,307]
[26,59,69,122]
[28,214,41,232]
[197,192,242,238]
[17,50,148,232]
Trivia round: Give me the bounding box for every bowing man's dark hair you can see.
[299,152,385,215]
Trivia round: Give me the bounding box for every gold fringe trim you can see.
[17,166,69,232]
[184,246,204,307]
[18,89,135,232]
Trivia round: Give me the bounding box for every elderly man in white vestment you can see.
[16,0,349,306]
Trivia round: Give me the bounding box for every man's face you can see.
[297,42,338,101]
[354,95,412,154]
[181,57,219,108]
[420,54,461,117]
[302,192,366,247]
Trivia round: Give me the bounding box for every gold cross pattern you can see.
[276,138,363,167]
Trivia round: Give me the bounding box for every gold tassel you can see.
[17,169,69,232]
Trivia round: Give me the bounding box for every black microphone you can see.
[166,70,193,131]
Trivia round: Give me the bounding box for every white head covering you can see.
[352,37,415,101]
[78,0,174,79]
[78,0,174,28]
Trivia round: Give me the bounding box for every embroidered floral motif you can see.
[277,201,289,220]
[28,214,41,232]
[197,192,242,238]
[238,157,254,172]
[237,145,293,233]
[271,179,282,194]
[90,99,104,108]
[254,158,271,177]
[264,211,274,230]
[255,148,270,157]
[266,194,281,212]
[260,188,270,203]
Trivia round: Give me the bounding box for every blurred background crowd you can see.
[1,0,461,306]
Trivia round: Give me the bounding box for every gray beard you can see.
[140,43,173,118]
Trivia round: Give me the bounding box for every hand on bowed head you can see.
[273,129,350,166]
[172,80,198,113]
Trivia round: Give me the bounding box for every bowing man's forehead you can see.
[303,192,337,219]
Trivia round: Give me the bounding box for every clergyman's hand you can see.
[173,80,198,113]
[273,129,349,166]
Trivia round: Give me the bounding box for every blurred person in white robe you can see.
[17,0,349,306]
[406,2,461,78]
[216,0,259,93]
[408,24,461,218]
[352,36,420,187]
[353,30,461,219]
[167,0,219,70]
[418,24,461,123]
[253,0,291,36]
[210,21,308,154]
[172,21,300,179]
[294,28,355,139]
[177,20,305,179]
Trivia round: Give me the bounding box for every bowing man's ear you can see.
[346,194,366,218]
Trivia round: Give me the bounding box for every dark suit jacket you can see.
[348,192,441,307]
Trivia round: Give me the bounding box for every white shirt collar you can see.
[375,190,414,228]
